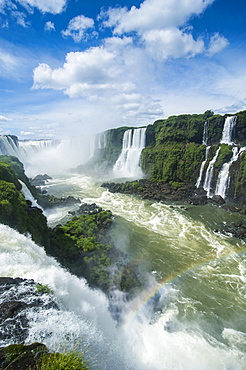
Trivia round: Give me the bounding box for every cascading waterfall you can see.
[0,135,21,157]
[113,127,146,178]
[196,121,210,188]
[220,116,237,145]
[203,147,220,197]
[201,116,239,198]
[215,147,246,199]
[196,146,210,188]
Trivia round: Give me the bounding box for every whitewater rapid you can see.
[1,173,246,369]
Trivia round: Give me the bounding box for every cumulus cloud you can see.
[100,0,228,60]
[44,21,55,32]
[101,0,215,34]
[143,28,204,60]
[0,114,12,121]
[61,15,97,42]
[32,47,118,92]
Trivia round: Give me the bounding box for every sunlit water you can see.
[1,172,246,369]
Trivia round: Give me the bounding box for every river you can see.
[0,172,246,369]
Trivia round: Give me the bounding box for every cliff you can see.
[141,110,246,203]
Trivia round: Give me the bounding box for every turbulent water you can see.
[1,171,246,369]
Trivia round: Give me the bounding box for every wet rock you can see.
[211,195,226,205]
[29,174,52,187]
[77,203,102,215]
[0,277,59,343]
[189,195,208,205]
[0,342,48,370]
[101,180,196,203]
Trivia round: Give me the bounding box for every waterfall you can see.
[19,180,43,210]
[215,147,246,199]
[203,147,220,197]
[220,116,237,145]
[0,135,21,157]
[98,132,107,149]
[202,121,208,145]
[113,127,146,178]
[200,116,239,197]
[196,146,210,188]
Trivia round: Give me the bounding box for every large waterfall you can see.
[113,127,146,178]
[220,116,237,145]
[0,135,21,157]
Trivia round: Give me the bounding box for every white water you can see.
[0,135,21,157]
[215,147,246,199]
[113,128,146,178]
[19,136,93,176]
[196,146,210,188]
[1,172,246,369]
[220,116,237,145]
[202,121,208,146]
[203,147,220,197]
[19,180,43,210]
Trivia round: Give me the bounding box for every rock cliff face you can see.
[141,110,246,203]
[75,110,246,204]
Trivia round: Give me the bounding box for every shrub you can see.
[36,350,90,370]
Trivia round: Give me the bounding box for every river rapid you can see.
[1,172,246,369]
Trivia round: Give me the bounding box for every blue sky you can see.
[0,0,245,139]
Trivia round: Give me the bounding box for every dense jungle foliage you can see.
[141,110,246,193]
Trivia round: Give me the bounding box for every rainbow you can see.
[122,248,246,325]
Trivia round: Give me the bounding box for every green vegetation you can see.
[0,342,47,369]
[37,350,89,370]
[35,283,53,294]
[235,151,246,200]
[213,144,233,168]
[142,142,205,183]
[0,343,90,370]
[48,211,113,290]
[235,110,246,144]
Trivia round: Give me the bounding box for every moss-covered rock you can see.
[0,343,90,370]
[141,142,205,183]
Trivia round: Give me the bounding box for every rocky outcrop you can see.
[0,277,58,343]
[0,342,48,370]
[102,180,196,202]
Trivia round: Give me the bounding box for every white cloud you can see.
[32,47,118,92]
[61,15,96,42]
[206,33,229,56]
[44,21,55,32]
[16,0,67,14]
[101,0,215,34]
[0,114,12,121]
[0,48,19,77]
[101,0,228,60]
[143,28,204,60]
[0,0,67,15]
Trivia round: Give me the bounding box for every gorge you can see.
[0,110,246,369]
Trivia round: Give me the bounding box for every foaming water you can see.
[1,173,246,369]
[0,224,245,369]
